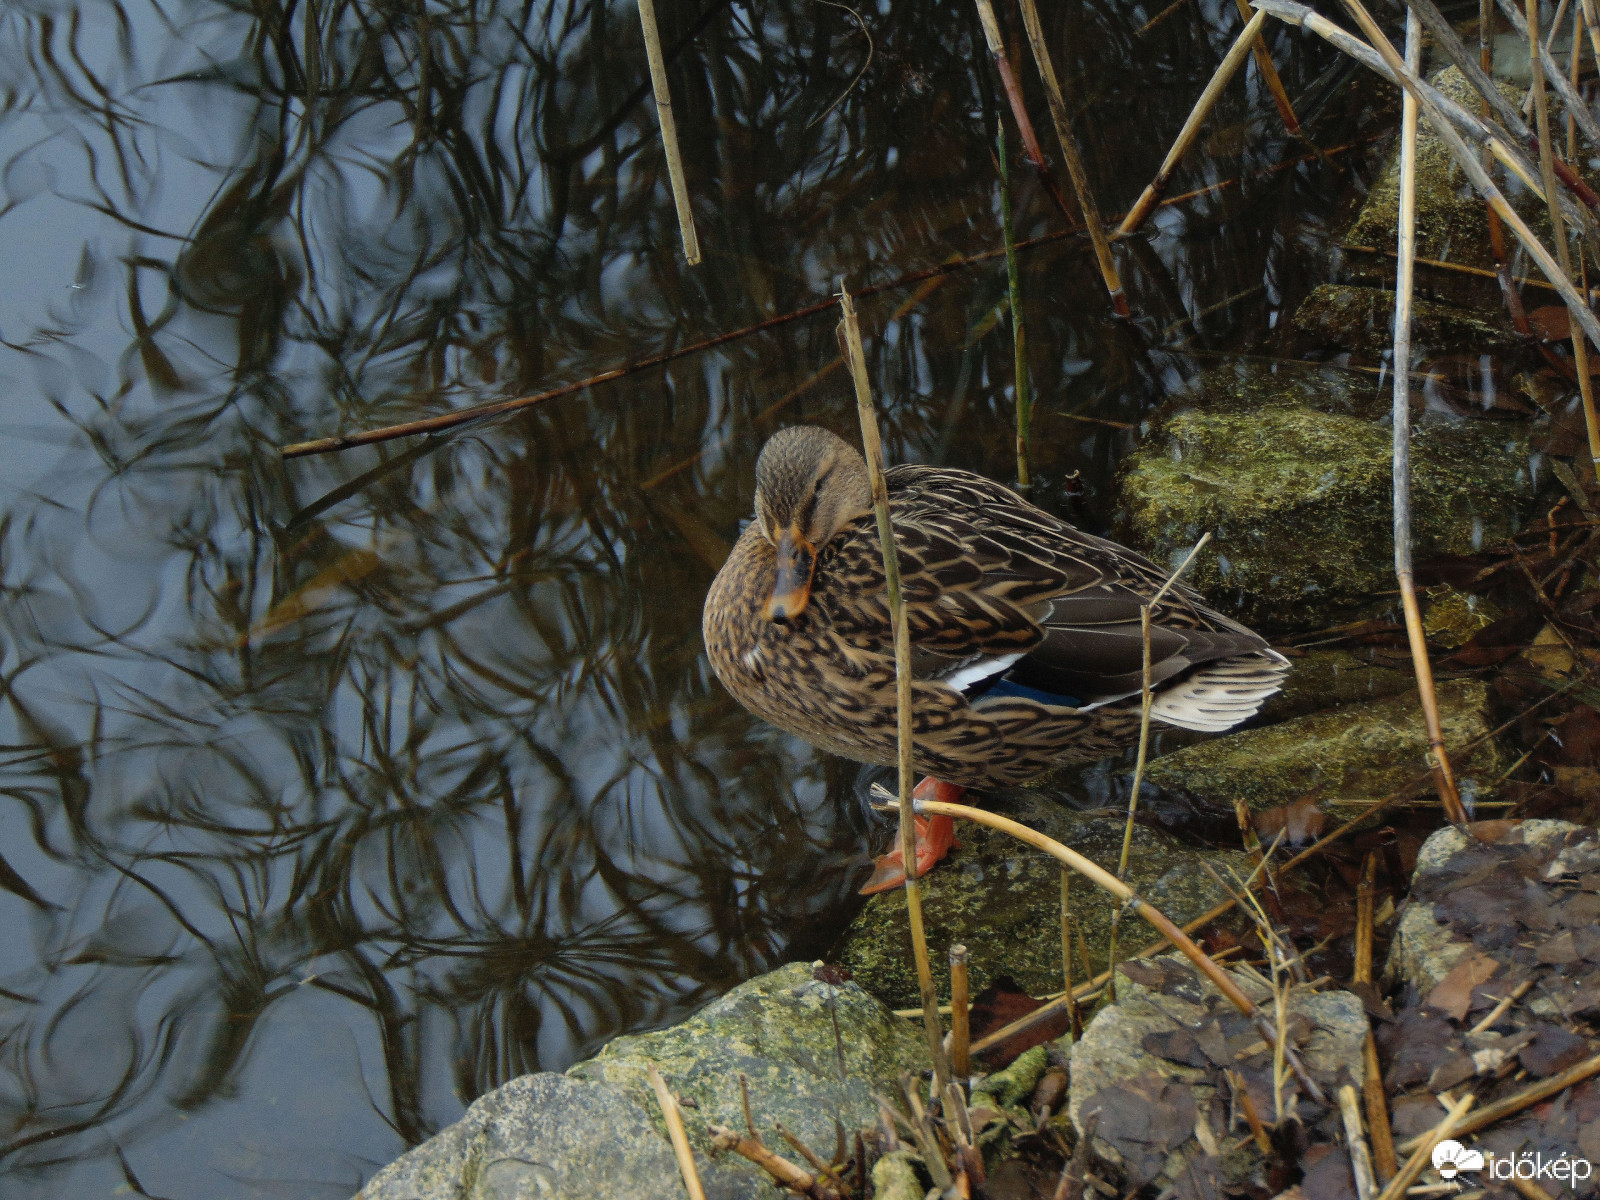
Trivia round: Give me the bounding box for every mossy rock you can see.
[1255,647,1414,724]
[1345,66,1549,271]
[1144,678,1506,818]
[1117,370,1539,629]
[1292,283,1519,357]
[831,791,1250,1011]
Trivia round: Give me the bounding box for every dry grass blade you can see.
[1015,0,1130,316]
[905,796,1328,1105]
[837,286,950,1092]
[1391,8,1466,823]
[1117,8,1267,235]
[647,1063,710,1200]
[637,0,701,265]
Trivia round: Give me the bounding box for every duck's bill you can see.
[762,528,816,621]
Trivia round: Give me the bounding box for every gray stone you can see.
[1388,820,1590,995]
[1068,957,1367,1190]
[831,790,1251,1010]
[1146,678,1505,819]
[357,963,929,1199]
[1117,366,1541,629]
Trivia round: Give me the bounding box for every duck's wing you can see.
[824,465,1287,729]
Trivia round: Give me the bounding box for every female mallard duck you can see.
[703,425,1289,894]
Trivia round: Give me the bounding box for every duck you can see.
[702,425,1289,894]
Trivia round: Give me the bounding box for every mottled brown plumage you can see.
[703,426,1288,788]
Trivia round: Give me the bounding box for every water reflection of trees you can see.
[0,0,1363,1192]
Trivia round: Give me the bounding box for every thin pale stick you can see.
[1016,0,1130,315]
[637,0,701,265]
[909,796,1327,1104]
[1119,8,1267,235]
[1339,1084,1379,1200]
[648,1063,710,1200]
[1467,977,1534,1034]
[1233,0,1303,135]
[1375,1094,1476,1200]
[1392,8,1466,822]
[1397,1052,1600,1152]
[838,286,950,1092]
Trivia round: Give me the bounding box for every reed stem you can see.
[637,0,701,265]
[1118,8,1267,235]
[973,0,1077,225]
[837,286,950,1093]
[1232,0,1302,136]
[1015,0,1130,316]
[949,944,971,1079]
[1060,868,1080,1038]
[998,120,1033,491]
[648,1064,710,1200]
[1496,0,1600,146]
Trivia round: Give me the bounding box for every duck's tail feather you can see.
[1149,648,1291,733]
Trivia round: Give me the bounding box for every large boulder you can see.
[1145,677,1506,820]
[831,790,1251,1010]
[1116,363,1539,630]
[356,963,929,1200]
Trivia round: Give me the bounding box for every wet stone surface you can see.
[830,790,1251,1011]
[1292,282,1520,357]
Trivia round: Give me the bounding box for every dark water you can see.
[0,1,1379,1194]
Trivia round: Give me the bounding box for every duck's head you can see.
[753,426,873,623]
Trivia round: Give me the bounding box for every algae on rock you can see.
[1117,365,1539,629]
[831,791,1249,1010]
[1145,678,1505,818]
[1292,282,1518,357]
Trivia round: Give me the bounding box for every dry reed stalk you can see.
[997,120,1033,490]
[1338,1084,1379,1200]
[906,796,1327,1104]
[637,0,701,265]
[647,1063,710,1200]
[949,944,971,1078]
[1060,869,1080,1038]
[1496,0,1600,145]
[1467,977,1534,1034]
[1391,9,1468,824]
[1352,853,1397,1182]
[708,1125,840,1199]
[1527,0,1600,487]
[1104,533,1211,989]
[1398,1052,1600,1152]
[1581,0,1600,68]
[1232,0,1303,135]
[1118,8,1267,235]
[972,0,1076,224]
[1228,1069,1273,1152]
[771,1121,847,1192]
[1376,1094,1475,1200]
[1341,241,1600,299]
[1015,0,1131,316]
[1323,0,1600,350]
[837,286,950,1092]
[1569,0,1583,159]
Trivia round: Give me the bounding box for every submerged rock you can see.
[1292,282,1519,357]
[1145,678,1506,819]
[1345,66,1547,271]
[1255,647,1413,724]
[1117,363,1539,629]
[357,963,929,1200]
[831,790,1250,1010]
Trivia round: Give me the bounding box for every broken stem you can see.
[950,944,971,1078]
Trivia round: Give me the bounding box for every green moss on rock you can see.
[831,792,1250,1011]
[1117,372,1538,629]
[1144,678,1505,817]
[1256,648,1414,724]
[1292,283,1518,356]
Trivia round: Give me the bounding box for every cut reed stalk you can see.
[1015,0,1130,316]
[1391,9,1467,824]
[949,944,971,1079]
[648,1063,710,1200]
[998,120,1033,491]
[908,796,1327,1104]
[1375,1094,1475,1200]
[973,0,1076,224]
[1527,0,1600,487]
[837,286,950,1093]
[637,0,701,265]
[1104,532,1211,989]
[1339,1084,1379,1200]
[1232,0,1302,136]
[1118,8,1268,235]
[1324,0,1600,350]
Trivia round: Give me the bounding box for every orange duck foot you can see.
[860,778,967,895]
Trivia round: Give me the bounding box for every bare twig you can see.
[1397,1053,1600,1152]
[1118,8,1268,235]
[838,286,950,1092]
[648,1064,709,1200]
[1467,977,1534,1034]
[637,0,701,264]
[1015,0,1130,315]
[708,1125,840,1199]
[1339,1084,1379,1200]
[1375,1094,1475,1200]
